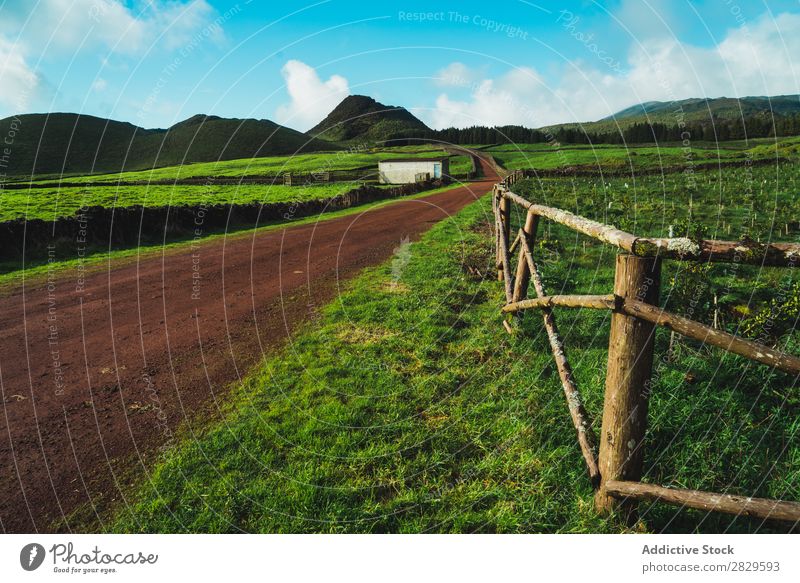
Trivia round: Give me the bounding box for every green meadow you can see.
[22,147,470,185]
[0,182,382,222]
[1,148,475,222]
[107,162,800,533]
[483,136,800,172]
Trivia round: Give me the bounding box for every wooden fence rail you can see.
[492,169,800,525]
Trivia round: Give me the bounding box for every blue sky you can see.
[1,0,799,131]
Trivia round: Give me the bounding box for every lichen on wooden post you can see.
[596,253,661,523]
[512,212,539,303]
[497,193,511,283]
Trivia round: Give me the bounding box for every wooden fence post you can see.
[512,211,539,302]
[493,187,502,281]
[497,193,511,282]
[501,196,511,247]
[596,253,661,523]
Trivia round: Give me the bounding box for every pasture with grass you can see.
[111,162,800,533]
[1,147,476,223]
[0,145,477,277]
[6,5,800,579]
[483,136,800,172]
[1,182,382,222]
[20,147,458,185]
[1,67,799,539]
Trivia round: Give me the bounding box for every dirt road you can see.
[0,160,498,532]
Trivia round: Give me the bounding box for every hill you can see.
[0,113,336,177]
[545,94,800,137]
[308,95,431,143]
[605,94,800,122]
[419,95,800,145]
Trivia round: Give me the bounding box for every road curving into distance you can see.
[0,157,499,532]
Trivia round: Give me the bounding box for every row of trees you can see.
[565,113,800,144]
[388,113,800,146]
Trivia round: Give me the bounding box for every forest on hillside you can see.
[392,112,800,146]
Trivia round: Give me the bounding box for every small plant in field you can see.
[389,235,412,290]
[741,280,800,344]
[665,262,715,324]
[669,217,708,242]
[537,238,563,265]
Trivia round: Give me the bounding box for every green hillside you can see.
[308,95,431,143]
[0,113,336,178]
[546,94,800,136]
[606,94,800,121]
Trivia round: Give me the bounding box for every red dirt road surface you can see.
[0,159,498,532]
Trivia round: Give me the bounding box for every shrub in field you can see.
[741,280,800,344]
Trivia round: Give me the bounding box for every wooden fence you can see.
[493,169,800,525]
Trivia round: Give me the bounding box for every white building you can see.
[378,157,450,184]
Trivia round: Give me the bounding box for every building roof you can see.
[378,157,448,163]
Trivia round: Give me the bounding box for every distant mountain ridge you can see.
[533,94,800,140]
[308,95,431,143]
[2,93,799,179]
[0,113,335,177]
[604,94,800,122]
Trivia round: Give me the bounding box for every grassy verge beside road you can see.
[110,184,799,533]
[0,183,457,288]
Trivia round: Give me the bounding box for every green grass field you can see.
[6,143,798,533]
[108,164,800,533]
[1,148,474,222]
[0,182,459,284]
[22,147,460,185]
[1,182,386,222]
[9,138,796,224]
[484,136,800,172]
[519,163,800,242]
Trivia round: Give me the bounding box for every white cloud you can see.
[613,0,683,41]
[151,0,224,52]
[427,11,800,129]
[426,63,590,129]
[716,12,800,97]
[91,78,108,92]
[0,36,39,112]
[0,0,220,117]
[275,60,349,132]
[0,0,219,56]
[434,62,481,87]
[430,66,554,128]
[611,12,800,106]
